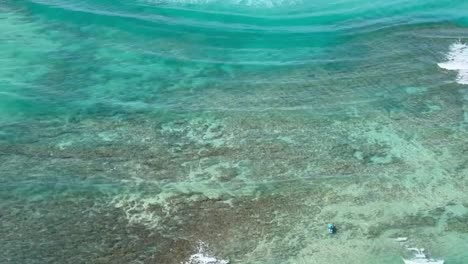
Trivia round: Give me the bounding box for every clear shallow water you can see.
[1,0,468,263]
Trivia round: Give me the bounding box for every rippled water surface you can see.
[1,0,468,263]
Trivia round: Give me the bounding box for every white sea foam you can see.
[403,248,444,264]
[142,0,302,8]
[394,238,444,264]
[438,41,468,85]
[110,194,170,229]
[183,242,229,264]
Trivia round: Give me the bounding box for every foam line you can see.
[438,41,468,85]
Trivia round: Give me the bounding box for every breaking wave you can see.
[142,0,303,8]
[403,248,444,264]
[438,41,468,85]
[183,242,229,264]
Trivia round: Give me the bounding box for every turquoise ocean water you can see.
[1,0,468,263]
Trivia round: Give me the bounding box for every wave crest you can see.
[438,41,468,85]
[183,242,229,264]
[142,0,302,8]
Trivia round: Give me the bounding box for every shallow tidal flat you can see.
[1,100,468,263]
